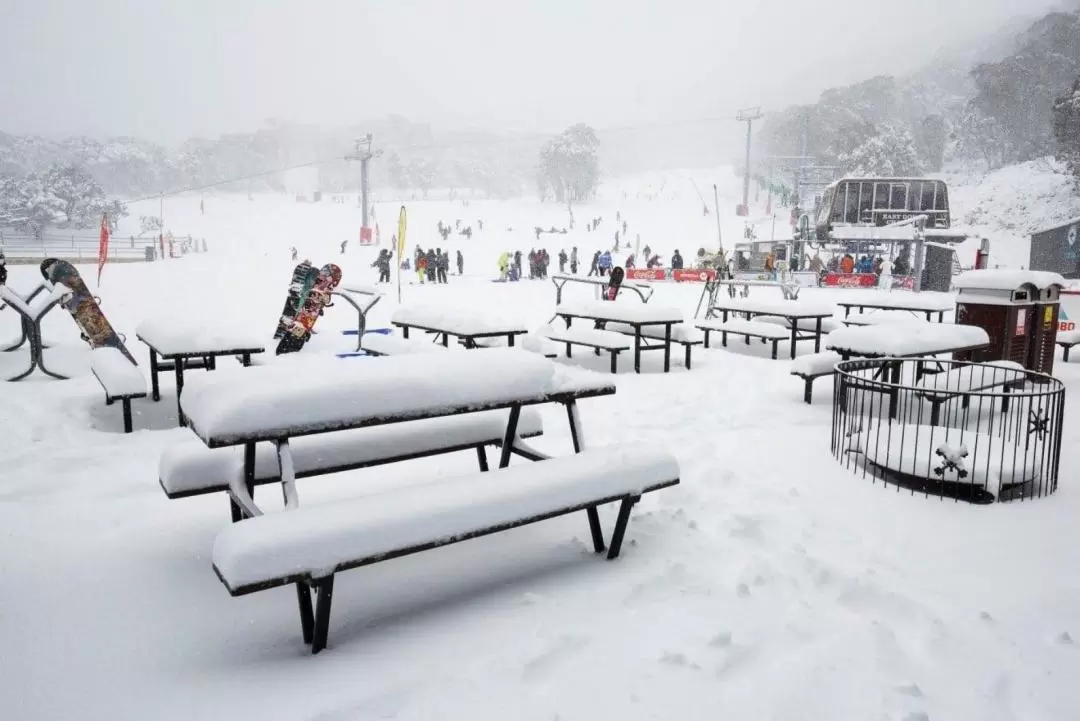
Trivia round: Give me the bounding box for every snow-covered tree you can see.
[45,163,104,227]
[1053,77,1080,191]
[839,124,923,176]
[537,123,600,204]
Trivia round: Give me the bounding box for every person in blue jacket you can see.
[598,250,613,277]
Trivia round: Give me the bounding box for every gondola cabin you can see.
[815,178,951,240]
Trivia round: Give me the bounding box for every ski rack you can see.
[0,282,68,381]
[332,284,383,351]
[693,278,801,319]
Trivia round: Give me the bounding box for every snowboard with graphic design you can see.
[276,263,342,354]
[273,261,318,339]
[46,258,138,365]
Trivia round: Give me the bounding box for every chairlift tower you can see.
[736,107,764,216]
[345,134,383,242]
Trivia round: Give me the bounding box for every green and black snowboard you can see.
[274,260,319,339]
[276,263,342,355]
[44,258,138,365]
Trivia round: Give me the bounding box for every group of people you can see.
[403,246,463,284]
[436,219,480,242]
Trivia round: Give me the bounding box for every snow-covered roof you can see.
[1033,217,1080,236]
[180,350,612,445]
[826,323,989,357]
[952,269,1066,291]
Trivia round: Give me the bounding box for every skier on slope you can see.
[456,249,464,276]
[558,249,568,274]
[588,250,600,276]
[598,250,613,277]
[671,250,684,270]
[570,247,579,274]
[371,249,393,283]
[340,239,348,254]
[290,246,298,261]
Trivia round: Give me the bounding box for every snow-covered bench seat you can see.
[604,322,705,369]
[160,408,544,501]
[212,444,681,654]
[544,326,632,373]
[360,331,449,356]
[789,351,842,404]
[1057,330,1080,362]
[913,361,1026,425]
[694,319,790,359]
[90,348,147,433]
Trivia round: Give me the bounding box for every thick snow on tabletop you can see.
[361,332,448,355]
[213,444,680,591]
[89,348,146,396]
[180,349,612,443]
[556,300,684,324]
[953,268,1067,291]
[392,303,528,336]
[708,297,836,318]
[544,326,633,349]
[159,408,543,496]
[135,317,266,356]
[827,323,989,357]
[915,361,1026,397]
[0,283,68,319]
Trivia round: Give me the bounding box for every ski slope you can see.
[2,168,1079,721]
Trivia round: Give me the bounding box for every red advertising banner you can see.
[97,213,109,286]
[359,226,374,245]
[672,268,716,283]
[823,272,877,288]
[626,268,666,281]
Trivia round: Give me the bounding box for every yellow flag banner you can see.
[396,205,407,303]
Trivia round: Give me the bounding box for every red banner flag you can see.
[97,213,110,286]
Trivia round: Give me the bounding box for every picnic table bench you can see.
[694,318,790,359]
[705,298,836,359]
[554,300,685,373]
[135,319,265,426]
[1057,329,1080,362]
[176,351,677,654]
[605,322,704,369]
[90,347,148,433]
[391,305,529,348]
[360,331,448,356]
[913,360,1025,425]
[790,351,843,404]
[543,325,631,373]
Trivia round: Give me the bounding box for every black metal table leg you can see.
[174,361,185,425]
[149,348,161,401]
[634,326,642,373]
[789,318,798,360]
[814,318,823,353]
[663,323,672,372]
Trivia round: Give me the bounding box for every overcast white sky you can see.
[0,0,1066,144]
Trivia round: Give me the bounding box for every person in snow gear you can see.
[643,244,651,259]
[437,248,449,284]
[671,250,684,270]
[498,251,510,281]
[558,249,568,274]
[513,250,523,278]
[588,250,600,276]
[625,254,635,269]
[372,249,393,283]
[570,247,579,274]
[598,250,613,277]
[290,246,298,261]
[456,249,464,275]
[340,239,348,254]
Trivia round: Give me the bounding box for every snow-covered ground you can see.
[3,168,1080,721]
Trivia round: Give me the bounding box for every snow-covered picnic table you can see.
[826,323,989,360]
[174,349,660,653]
[135,318,266,425]
[0,282,70,381]
[391,304,529,348]
[550,273,654,305]
[836,294,953,322]
[554,300,685,373]
[706,297,836,359]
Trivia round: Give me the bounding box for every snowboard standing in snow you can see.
[276,263,342,354]
[46,258,138,365]
[274,260,319,339]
